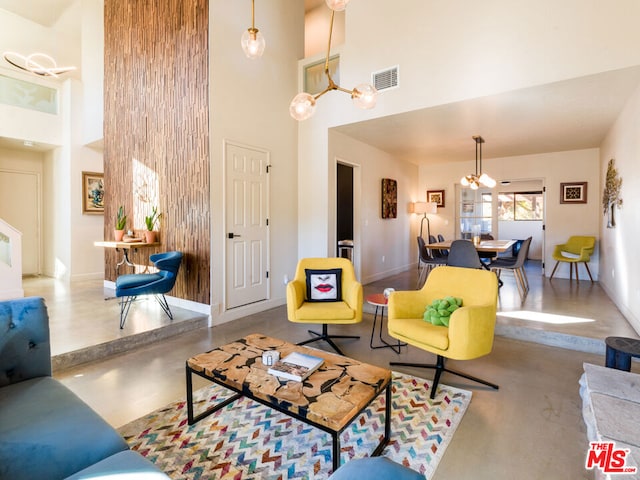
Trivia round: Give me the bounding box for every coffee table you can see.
[186,333,392,471]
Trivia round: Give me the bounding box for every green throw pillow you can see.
[423,296,463,327]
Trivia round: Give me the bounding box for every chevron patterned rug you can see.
[118,372,471,479]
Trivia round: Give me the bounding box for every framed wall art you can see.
[560,182,587,204]
[427,189,445,208]
[82,171,104,214]
[381,178,397,219]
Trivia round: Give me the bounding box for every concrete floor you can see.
[25,262,640,479]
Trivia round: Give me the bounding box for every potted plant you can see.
[115,206,127,242]
[144,206,162,243]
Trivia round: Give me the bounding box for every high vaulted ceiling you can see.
[2,1,640,166]
[0,0,74,26]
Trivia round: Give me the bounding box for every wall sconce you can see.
[460,135,496,189]
[289,0,377,121]
[413,201,438,241]
[241,0,266,59]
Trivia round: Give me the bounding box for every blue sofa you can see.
[0,296,168,480]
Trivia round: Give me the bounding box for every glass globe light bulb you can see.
[241,28,266,59]
[479,173,496,188]
[352,83,378,110]
[325,0,350,11]
[289,92,317,121]
[470,181,479,190]
[460,176,470,186]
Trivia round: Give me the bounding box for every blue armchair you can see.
[115,251,183,328]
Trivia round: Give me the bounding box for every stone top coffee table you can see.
[186,333,392,471]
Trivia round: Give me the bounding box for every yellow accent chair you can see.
[286,257,363,356]
[549,235,596,282]
[387,266,499,399]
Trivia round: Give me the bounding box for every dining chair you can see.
[436,234,449,256]
[417,236,447,288]
[491,237,532,301]
[446,240,483,269]
[478,233,497,264]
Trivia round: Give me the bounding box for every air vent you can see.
[372,65,399,91]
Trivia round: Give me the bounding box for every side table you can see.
[367,293,406,354]
[605,336,640,371]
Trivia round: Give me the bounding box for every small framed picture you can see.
[427,189,445,208]
[82,171,104,214]
[560,182,587,204]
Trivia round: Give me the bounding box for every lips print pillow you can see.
[305,268,343,302]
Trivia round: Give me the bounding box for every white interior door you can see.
[225,142,269,309]
[0,170,40,275]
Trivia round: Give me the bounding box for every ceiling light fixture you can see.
[460,135,496,190]
[3,51,76,78]
[241,0,265,60]
[289,0,378,121]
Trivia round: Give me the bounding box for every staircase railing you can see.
[0,217,23,300]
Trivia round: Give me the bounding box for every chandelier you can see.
[3,52,76,77]
[289,0,378,121]
[460,135,496,190]
[241,0,266,60]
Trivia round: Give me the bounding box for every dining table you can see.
[427,239,515,254]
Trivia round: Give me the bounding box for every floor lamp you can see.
[414,202,438,241]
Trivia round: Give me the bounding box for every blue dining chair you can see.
[115,251,183,329]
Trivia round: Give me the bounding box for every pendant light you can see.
[460,136,496,189]
[289,0,377,121]
[241,0,265,60]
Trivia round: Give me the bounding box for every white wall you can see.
[0,2,104,282]
[209,0,304,322]
[599,83,640,334]
[329,130,419,284]
[80,0,104,145]
[297,0,639,279]
[420,149,600,279]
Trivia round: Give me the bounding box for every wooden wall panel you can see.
[103,0,210,304]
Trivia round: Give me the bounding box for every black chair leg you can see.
[391,355,499,399]
[297,324,359,356]
[119,296,136,329]
[155,294,173,319]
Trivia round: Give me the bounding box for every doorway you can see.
[336,163,353,261]
[0,169,41,275]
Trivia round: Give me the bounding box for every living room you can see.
[1,1,640,478]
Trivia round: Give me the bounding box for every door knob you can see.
[228,232,241,239]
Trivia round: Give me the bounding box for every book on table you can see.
[268,352,324,382]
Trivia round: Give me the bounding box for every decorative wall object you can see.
[104,0,210,303]
[427,189,445,208]
[381,178,397,219]
[560,182,588,204]
[602,158,623,228]
[82,172,104,214]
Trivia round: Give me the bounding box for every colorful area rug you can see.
[118,372,471,479]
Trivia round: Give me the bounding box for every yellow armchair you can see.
[287,257,363,355]
[388,266,499,399]
[549,235,596,282]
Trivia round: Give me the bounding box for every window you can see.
[0,74,58,114]
[498,192,543,221]
[460,188,493,236]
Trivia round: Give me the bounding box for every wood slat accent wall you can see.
[103,0,210,304]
